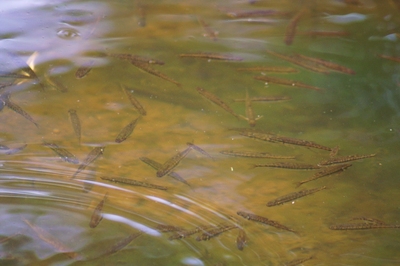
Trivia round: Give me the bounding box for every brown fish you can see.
[68,109,81,144]
[89,192,108,228]
[75,60,94,79]
[267,186,327,207]
[196,224,238,241]
[237,211,295,232]
[100,176,168,191]
[379,54,400,63]
[220,150,295,159]
[238,90,262,127]
[156,143,194,178]
[155,224,184,232]
[236,66,298,73]
[318,154,376,166]
[23,218,80,259]
[226,9,291,18]
[196,87,240,119]
[130,60,181,87]
[233,96,291,102]
[71,146,105,179]
[180,53,243,61]
[349,217,386,225]
[44,71,68,92]
[42,141,79,164]
[108,53,164,65]
[168,225,214,240]
[1,92,38,127]
[284,256,313,266]
[329,223,400,230]
[293,54,356,75]
[101,231,143,257]
[285,8,308,45]
[295,163,352,187]
[115,117,140,143]
[121,85,147,116]
[252,162,320,170]
[254,76,324,91]
[236,228,247,251]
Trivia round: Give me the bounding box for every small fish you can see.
[284,256,313,266]
[293,54,356,75]
[196,224,238,241]
[75,60,94,79]
[197,17,218,41]
[349,217,386,225]
[168,225,214,240]
[236,66,298,73]
[318,154,376,165]
[236,228,247,251]
[180,53,243,61]
[115,117,140,143]
[267,186,327,207]
[237,211,295,232]
[238,90,262,127]
[68,109,81,144]
[71,146,105,179]
[226,9,290,18]
[196,87,240,119]
[233,96,291,102]
[121,85,147,116]
[220,150,295,159]
[285,8,308,45]
[42,141,79,164]
[0,72,32,79]
[101,231,143,257]
[329,146,340,157]
[295,163,352,187]
[329,223,400,230]
[139,156,191,187]
[252,162,320,170]
[156,143,194,178]
[254,76,324,92]
[108,53,164,65]
[100,176,168,191]
[266,50,330,74]
[1,92,38,127]
[44,71,68,92]
[130,60,181,87]
[89,192,108,228]
[379,54,400,63]
[23,218,80,259]
[155,224,184,232]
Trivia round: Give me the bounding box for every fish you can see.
[23,218,80,259]
[196,87,240,119]
[349,217,386,225]
[71,146,105,179]
[101,231,143,257]
[238,90,262,127]
[1,92,39,127]
[237,211,296,232]
[226,9,291,18]
[42,141,79,164]
[254,76,324,91]
[252,162,320,170]
[197,17,218,41]
[130,60,181,87]
[329,146,340,157]
[115,117,140,143]
[168,225,214,240]
[293,54,356,75]
[156,143,194,178]
[285,8,308,45]
[266,50,331,74]
[89,192,108,228]
[233,96,291,102]
[100,176,168,191]
[68,109,81,144]
[267,186,327,207]
[284,256,313,266]
[108,53,164,65]
[236,66,298,73]
[139,156,191,187]
[379,54,400,63]
[121,85,147,116]
[236,229,247,251]
[44,72,68,92]
[0,143,27,155]
[238,129,332,151]
[0,72,32,79]
[295,163,352,187]
[318,154,376,165]
[155,224,184,232]
[329,223,400,230]
[196,224,238,241]
[180,53,243,61]
[220,150,295,159]
[75,60,94,79]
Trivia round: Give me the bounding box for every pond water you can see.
[1,0,400,265]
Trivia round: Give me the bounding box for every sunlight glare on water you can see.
[0,0,400,265]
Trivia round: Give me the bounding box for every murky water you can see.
[1,0,400,265]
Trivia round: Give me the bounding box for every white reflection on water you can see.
[103,213,160,237]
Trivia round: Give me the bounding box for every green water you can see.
[1,0,400,265]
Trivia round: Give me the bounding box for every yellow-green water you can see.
[1,0,400,265]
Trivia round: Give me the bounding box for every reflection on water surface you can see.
[1,0,400,265]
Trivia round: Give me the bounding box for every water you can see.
[0,0,400,265]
